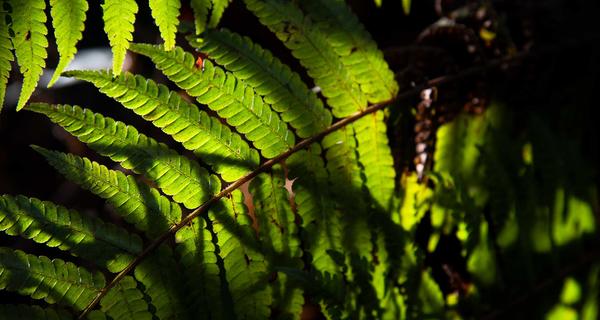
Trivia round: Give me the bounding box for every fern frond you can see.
[62,70,259,182]
[47,0,88,87]
[149,0,181,50]
[175,216,226,319]
[10,0,47,110]
[190,0,230,34]
[190,0,210,35]
[0,249,152,318]
[192,29,332,138]
[98,276,154,320]
[0,8,13,110]
[0,194,142,273]
[322,127,364,208]
[299,0,399,103]
[129,43,295,158]
[398,173,432,231]
[354,111,396,210]
[102,0,138,74]
[209,0,232,28]
[287,144,342,274]
[250,167,304,318]
[402,0,411,15]
[322,126,372,259]
[0,248,105,310]
[33,147,182,237]
[243,0,367,117]
[28,103,220,209]
[209,190,272,319]
[434,113,487,183]
[0,305,71,319]
[251,167,301,265]
[134,246,189,319]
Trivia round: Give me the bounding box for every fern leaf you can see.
[244,0,367,117]
[190,0,230,34]
[28,103,220,209]
[192,29,332,138]
[190,0,210,35]
[398,173,432,231]
[134,246,189,319]
[130,43,295,158]
[287,144,342,274]
[47,0,88,87]
[322,126,372,259]
[299,0,399,103]
[251,168,301,264]
[0,194,142,273]
[402,0,411,15]
[99,276,154,320]
[0,248,105,310]
[208,0,231,28]
[0,305,72,319]
[33,147,182,237]
[322,127,364,209]
[434,113,486,183]
[62,71,259,182]
[250,166,304,318]
[102,0,138,74]
[0,249,152,318]
[175,217,226,319]
[9,0,47,110]
[0,8,13,110]
[354,111,396,210]
[209,190,272,319]
[149,0,181,50]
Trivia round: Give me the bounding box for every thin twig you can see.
[78,47,541,319]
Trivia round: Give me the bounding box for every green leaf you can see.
[402,0,411,15]
[322,126,372,259]
[102,0,137,74]
[209,190,272,319]
[0,8,13,111]
[0,194,142,273]
[192,29,332,138]
[47,0,88,87]
[299,0,399,104]
[322,126,364,209]
[175,216,226,319]
[33,147,182,237]
[129,43,295,158]
[208,0,231,28]
[190,0,230,35]
[99,276,154,320]
[0,248,105,311]
[149,0,181,50]
[28,103,221,209]
[287,144,342,274]
[0,248,151,318]
[354,111,396,210]
[62,70,259,182]
[134,246,190,319]
[0,305,72,319]
[251,166,304,318]
[244,0,368,117]
[9,0,48,110]
[190,0,210,35]
[251,167,301,265]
